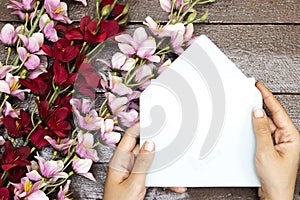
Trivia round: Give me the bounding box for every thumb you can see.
[128,141,155,184]
[252,108,274,152]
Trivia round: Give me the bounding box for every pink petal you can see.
[25,54,40,70]
[115,34,132,44]
[112,53,126,69]
[118,43,136,55]
[0,80,11,94]
[137,39,157,59]
[133,27,148,44]
[147,55,161,63]
[27,190,49,200]
[17,47,28,61]
[159,0,172,12]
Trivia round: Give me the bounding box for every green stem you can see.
[31,103,38,126]
[12,53,30,75]
[98,98,108,117]
[28,6,45,37]
[5,47,12,65]
[24,120,42,146]
[176,0,200,23]
[0,95,9,112]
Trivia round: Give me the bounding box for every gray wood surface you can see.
[0,0,299,199]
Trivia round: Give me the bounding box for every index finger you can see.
[255,82,295,130]
[117,122,140,152]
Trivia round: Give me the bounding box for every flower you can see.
[0,24,18,45]
[20,73,51,96]
[72,158,96,182]
[3,110,32,138]
[117,109,139,128]
[44,136,75,154]
[79,16,107,43]
[42,37,80,63]
[100,119,121,147]
[107,92,128,114]
[30,126,54,148]
[0,65,16,79]
[76,132,99,162]
[11,177,48,200]
[7,0,35,20]
[44,0,72,24]
[39,14,58,42]
[99,52,135,72]
[57,180,71,200]
[17,33,45,70]
[35,154,68,179]
[0,141,30,172]
[53,60,77,87]
[0,73,30,100]
[115,27,161,63]
[100,73,132,96]
[0,101,19,126]
[47,107,72,137]
[70,98,103,131]
[28,56,48,79]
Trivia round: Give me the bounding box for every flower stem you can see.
[0,95,9,112]
[28,6,45,37]
[24,120,42,146]
[5,47,12,65]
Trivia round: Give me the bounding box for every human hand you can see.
[252,82,300,200]
[103,122,186,200]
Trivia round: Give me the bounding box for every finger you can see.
[255,82,294,130]
[252,108,274,152]
[128,141,155,184]
[118,122,140,152]
[166,187,187,194]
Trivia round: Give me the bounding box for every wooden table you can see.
[1,0,299,199]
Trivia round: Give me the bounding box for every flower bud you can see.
[0,24,18,46]
[101,4,111,17]
[186,11,197,24]
[118,15,129,25]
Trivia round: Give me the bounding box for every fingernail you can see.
[254,108,264,118]
[144,141,154,152]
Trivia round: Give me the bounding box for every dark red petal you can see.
[65,28,83,41]
[2,164,17,171]
[53,130,68,138]
[112,4,125,17]
[54,61,68,85]
[0,187,10,200]
[14,159,31,167]
[15,146,31,159]
[3,117,19,138]
[30,130,50,148]
[101,20,120,38]
[80,16,91,33]
[42,44,53,57]
[20,110,30,126]
[61,46,79,62]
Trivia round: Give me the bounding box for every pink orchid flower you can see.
[70,98,104,131]
[35,154,68,180]
[72,158,96,182]
[0,73,30,100]
[28,55,48,79]
[39,14,58,42]
[107,92,129,114]
[76,132,99,162]
[7,0,35,20]
[57,180,71,200]
[98,52,136,71]
[17,33,45,70]
[11,177,48,200]
[144,16,195,54]
[115,27,161,63]
[100,119,121,147]
[26,161,43,182]
[0,24,18,45]
[0,65,17,79]
[44,136,75,155]
[100,73,132,96]
[117,109,139,128]
[44,0,72,24]
[0,101,19,126]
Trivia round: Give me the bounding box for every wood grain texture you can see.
[1,0,300,24]
[69,163,300,199]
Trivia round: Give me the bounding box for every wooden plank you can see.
[69,163,300,199]
[0,22,299,93]
[1,0,300,24]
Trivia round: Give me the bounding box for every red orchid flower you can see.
[53,60,77,87]
[74,63,100,98]
[80,16,107,42]
[37,100,52,121]
[0,141,30,172]
[100,20,121,38]
[3,110,32,138]
[42,37,80,63]
[30,125,55,148]
[54,95,72,114]
[20,73,51,97]
[47,107,72,138]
